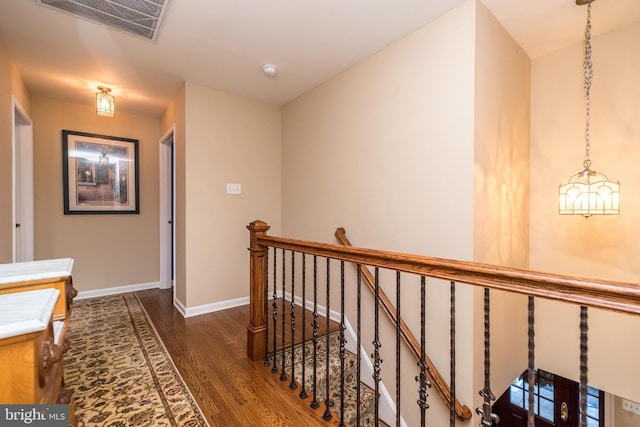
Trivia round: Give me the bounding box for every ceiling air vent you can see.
[37,0,171,41]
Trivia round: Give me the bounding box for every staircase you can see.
[248,220,640,427]
[272,331,389,426]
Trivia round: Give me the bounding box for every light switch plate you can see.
[622,399,640,416]
[226,183,241,195]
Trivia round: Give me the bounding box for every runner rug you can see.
[64,293,208,426]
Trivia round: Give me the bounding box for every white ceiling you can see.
[0,0,638,117]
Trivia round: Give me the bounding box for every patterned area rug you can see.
[65,293,208,426]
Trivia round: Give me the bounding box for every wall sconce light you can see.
[96,86,115,117]
[559,0,619,218]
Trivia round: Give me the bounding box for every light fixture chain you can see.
[583,0,593,169]
[559,0,620,217]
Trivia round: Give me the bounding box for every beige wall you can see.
[282,6,476,258]
[182,82,281,308]
[530,22,640,402]
[0,39,31,263]
[473,0,531,408]
[282,1,477,424]
[31,95,161,292]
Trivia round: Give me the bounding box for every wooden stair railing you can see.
[246,220,640,424]
[248,222,640,316]
[335,227,472,421]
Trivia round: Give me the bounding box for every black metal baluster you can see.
[579,306,588,427]
[264,248,270,367]
[311,255,320,409]
[372,267,382,427]
[416,276,430,427]
[476,288,499,426]
[271,247,278,374]
[299,254,308,399]
[450,281,455,427]
[396,271,401,427]
[280,248,287,382]
[323,258,333,421]
[290,251,297,390]
[356,265,362,426]
[527,297,535,427]
[339,260,346,426]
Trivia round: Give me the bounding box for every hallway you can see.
[136,288,340,426]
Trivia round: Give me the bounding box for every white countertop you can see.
[0,288,60,339]
[0,258,74,285]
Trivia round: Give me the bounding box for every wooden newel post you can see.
[246,220,270,361]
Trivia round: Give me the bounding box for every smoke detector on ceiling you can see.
[262,64,278,77]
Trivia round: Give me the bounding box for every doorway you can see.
[12,96,34,262]
[493,368,604,427]
[159,126,175,295]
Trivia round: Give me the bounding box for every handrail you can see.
[246,220,640,423]
[255,234,640,315]
[335,227,472,421]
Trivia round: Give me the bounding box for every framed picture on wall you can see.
[62,130,139,214]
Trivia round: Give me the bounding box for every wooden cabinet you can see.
[0,258,76,322]
[0,259,76,426]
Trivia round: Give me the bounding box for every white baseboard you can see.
[182,296,250,318]
[173,297,187,317]
[76,283,252,319]
[174,290,285,318]
[75,281,159,300]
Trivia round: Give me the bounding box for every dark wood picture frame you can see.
[62,130,139,214]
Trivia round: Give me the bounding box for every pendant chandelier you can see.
[558,0,619,218]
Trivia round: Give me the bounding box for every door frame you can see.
[12,95,34,262]
[159,125,175,294]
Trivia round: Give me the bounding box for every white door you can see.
[159,125,176,291]
[12,96,34,262]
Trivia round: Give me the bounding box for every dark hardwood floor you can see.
[136,288,341,427]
